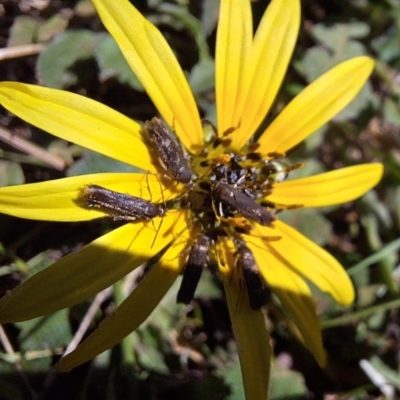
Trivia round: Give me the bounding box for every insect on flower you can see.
[235,239,271,310]
[145,117,194,185]
[212,182,276,226]
[177,234,211,304]
[83,184,166,221]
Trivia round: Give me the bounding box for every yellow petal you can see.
[91,0,203,152]
[245,234,326,365]
[257,57,374,154]
[274,288,326,366]
[216,0,252,138]
[252,222,355,306]
[217,238,271,400]
[56,234,188,372]
[0,82,155,172]
[0,173,175,221]
[0,211,187,323]
[232,0,300,149]
[268,163,383,207]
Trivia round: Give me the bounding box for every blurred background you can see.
[0,0,399,399]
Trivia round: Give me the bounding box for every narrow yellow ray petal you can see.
[0,82,154,172]
[232,0,300,149]
[91,0,203,152]
[252,222,355,306]
[0,211,187,323]
[245,235,326,365]
[56,234,188,372]
[268,163,383,207]
[273,286,326,366]
[0,173,177,221]
[257,57,374,154]
[217,238,271,400]
[216,0,252,137]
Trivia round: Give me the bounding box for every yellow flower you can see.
[0,0,383,398]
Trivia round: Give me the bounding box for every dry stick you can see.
[0,324,14,354]
[0,126,66,171]
[63,288,112,357]
[41,289,113,392]
[0,44,44,61]
[0,324,38,399]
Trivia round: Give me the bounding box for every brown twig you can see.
[0,126,66,171]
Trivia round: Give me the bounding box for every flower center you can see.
[176,124,300,240]
[168,125,301,308]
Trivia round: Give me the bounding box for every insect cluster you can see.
[82,117,292,310]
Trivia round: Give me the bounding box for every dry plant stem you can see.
[0,126,66,171]
[0,324,38,399]
[42,289,111,393]
[37,289,112,397]
[0,323,15,354]
[63,287,112,356]
[0,44,44,61]
[359,359,395,400]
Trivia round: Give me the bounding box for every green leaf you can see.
[37,12,71,43]
[67,149,137,177]
[269,361,307,398]
[133,327,169,373]
[190,58,215,95]
[372,33,400,64]
[37,30,107,88]
[383,97,400,126]
[26,250,58,276]
[201,0,220,34]
[193,377,230,400]
[8,16,39,46]
[8,310,73,372]
[94,35,143,91]
[17,310,72,352]
[217,356,245,400]
[0,160,25,187]
[312,22,370,49]
[300,22,376,122]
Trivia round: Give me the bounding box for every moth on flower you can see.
[83,184,166,221]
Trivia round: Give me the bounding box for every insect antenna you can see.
[150,172,167,249]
